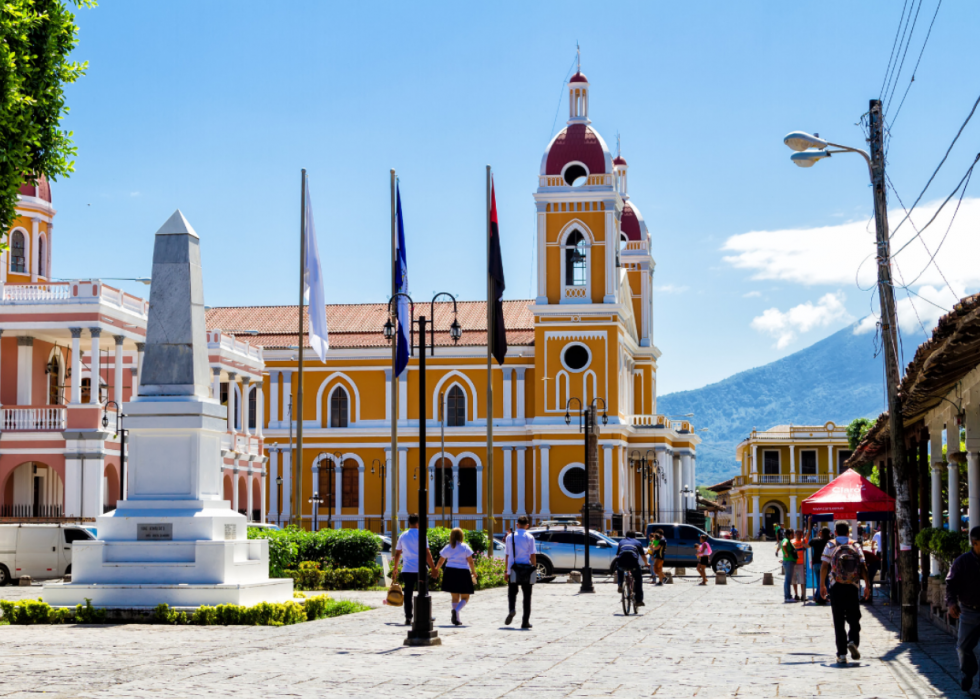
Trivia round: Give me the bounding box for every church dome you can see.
[620,201,648,242]
[18,175,51,203]
[612,155,628,167]
[541,123,613,179]
[569,71,589,84]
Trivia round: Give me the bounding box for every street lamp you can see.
[316,451,342,529]
[782,130,872,178]
[275,475,283,528]
[564,396,608,594]
[383,291,461,647]
[101,400,127,504]
[308,491,323,532]
[371,458,390,534]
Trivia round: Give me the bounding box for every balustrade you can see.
[1,407,66,431]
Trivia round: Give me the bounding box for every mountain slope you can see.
[657,323,912,486]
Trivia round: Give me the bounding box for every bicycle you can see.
[620,567,636,615]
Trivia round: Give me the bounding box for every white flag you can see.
[304,180,329,362]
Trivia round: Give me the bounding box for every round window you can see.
[563,164,588,187]
[562,344,590,372]
[561,466,586,497]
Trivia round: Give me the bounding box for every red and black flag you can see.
[488,178,507,365]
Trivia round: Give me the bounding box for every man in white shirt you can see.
[390,514,436,626]
[820,522,872,664]
[504,515,537,629]
[871,527,882,555]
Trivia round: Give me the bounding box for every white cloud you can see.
[743,290,761,298]
[655,284,689,294]
[751,291,851,349]
[854,284,952,337]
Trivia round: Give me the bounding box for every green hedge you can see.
[424,527,490,564]
[248,526,381,575]
[284,562,380,591]
[915,527,969,571]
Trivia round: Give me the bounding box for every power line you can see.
[881,0,916,105]
[880,0,911,100]
[888,0,943,129]
[884,0,924,116]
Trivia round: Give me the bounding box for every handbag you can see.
[510,530,535,585]
[386,581,404,607]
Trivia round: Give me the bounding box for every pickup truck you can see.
[645,523,753,574]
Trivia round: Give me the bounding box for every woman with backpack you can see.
[431,527,478,626]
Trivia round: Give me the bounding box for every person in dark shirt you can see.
[947,526,980,692]
[809,528,831,604]
[616,532,648,606]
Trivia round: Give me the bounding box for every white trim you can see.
[314,372,360,425]
[431,370,478,421]
[558,219,594,305]
[8,227,28,275]
[560,160,590,187]
[443,381,469,426]
[326,383,351,428]
[557,462,586,499]
[559,341,592,373]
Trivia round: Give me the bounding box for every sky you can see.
[49,1,980,395]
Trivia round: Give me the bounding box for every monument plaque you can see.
[137,523,173,541]
[224,524,236,540]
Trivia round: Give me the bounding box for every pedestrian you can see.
[946,526,980,692]
[649,529,666,585]
[774,523,783,547]
[820,521,872,665]
[696,534,712,585]
[730,526,739,540]
[779,527,797,603]
[809,527,831,604]
[791,529,808,601]
[389,514,436,627]
[430,527,477,626]
[870,525,882,555]
[504,515,537,629]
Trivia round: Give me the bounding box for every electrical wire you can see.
[880,0,911,100]
[881,0,917,107]
[888,0,943,129]
[884,0,924,116]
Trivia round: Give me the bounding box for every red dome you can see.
[613,156,628,167]
[569,71,588,84]
[621,202,648,242]
[18,176,51,203]
[545,124,608,176]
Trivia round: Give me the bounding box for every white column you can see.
[752,495,761,539]
[503,369,513,421]
[603,445,613,520]
[751,445,758,483]
[516,447,527,515]
[539,445,551,516]
[673,454,682,523]
[603,208,616,303]
[246,473,254,521]
[789,495,798,530]
[241,377,251,437]
[135,342,144,392]
[476,464,484,515]
[948,420,960,531]
[788,444,796,484]
[232,471,240,513]
[282,371,292,423]
[384,449,394,522]
[30,217,39,283]
[452,464,460,516]
[357,465,365,526]
[226,372,237,432]
[281,449,291,520]
[827,444,835,477]
[113,336,124,404]
[260,470,267,523]
[83,455,104,518]
[384,369,392,423]
[269,370,279,426]
[16,336,33,405]
[398,448,408,517]
[681,453,693,509]
[398,372,408,425]
[88,329,100,403]
[211,367,221,402]
[334,459,342,528]
[64,456,81,517]
[256,388,264,438]
[967,400,980,533]
[502,447,513,515]
[535,204,547,304]
[269,450,279,519]
[516,369,526,422]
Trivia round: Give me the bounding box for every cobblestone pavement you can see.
[0,560,970,698]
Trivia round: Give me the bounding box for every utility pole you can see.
[869,98,917,642]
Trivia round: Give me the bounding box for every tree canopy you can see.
[0,0,92,236]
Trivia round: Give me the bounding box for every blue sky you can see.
[52,1,980,395]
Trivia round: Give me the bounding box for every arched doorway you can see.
[103,464,119,513]
[2,462,64,517]
[223,474,233,503]
[252,479,261,523]
[237,476,248,519]
[762,501,785,539]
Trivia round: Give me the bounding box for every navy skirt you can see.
[442,566,475,594]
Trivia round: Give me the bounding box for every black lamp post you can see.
[384,291,461,647]
[316,451,341,530]
[371,458,390,533]
[275,475,283,528]
[630,449,659,532]
[308,491,322,532]
[564,396,608,594]
[102,400,127,503]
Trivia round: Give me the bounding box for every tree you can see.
[0,0,93,235]
[846,417,874,449]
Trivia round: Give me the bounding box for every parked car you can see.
[644,522,752,574]
[0,524,95,584]
[528,525,619,580]
[247,523,280,532]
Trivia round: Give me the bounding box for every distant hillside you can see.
[658,323,916,487]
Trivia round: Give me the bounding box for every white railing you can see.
[208,330,263,363]
[2,407,66,431]
[0,281,148,317]
[799,474,830,485]
[760,474,789,484]
[538,174,614,188]
[564,286,587,299]
[2,283,72,302]
[631,414,666,428]
[623,240,648,252]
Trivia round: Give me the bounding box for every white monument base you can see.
[43,580,293,609]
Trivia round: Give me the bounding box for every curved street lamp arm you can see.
[825,141,873,181]
[564,397,583,430]
[429,292,459,355]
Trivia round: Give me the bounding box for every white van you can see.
[0,524,95,584]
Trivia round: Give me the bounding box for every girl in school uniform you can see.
[432,527,478,626]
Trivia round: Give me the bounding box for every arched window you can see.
[47,356,61,405]
[342,459,358,508]
[37,236,45,277]
[10,231,25,273]
[457,457,477,508]
[317,460,334,503]
[446,385,465,427]
[330,387,349,428]
[564,230,587,286]
[434,457,452,507]
[248,387,257,430]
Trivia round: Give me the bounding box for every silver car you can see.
[530,526,619,578]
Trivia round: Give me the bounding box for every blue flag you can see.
[394,185,410,377]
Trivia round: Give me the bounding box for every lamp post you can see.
[383,291,462,647]
[308,491,322,532]
[630,449,658,531]
[316,451,341,530]
[371,458,390,533]
[275,475,283,528]
[564,397,608,594]
[101,400,127,503]
[783,108,917,642]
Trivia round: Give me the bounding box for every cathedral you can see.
[0,63,699,535]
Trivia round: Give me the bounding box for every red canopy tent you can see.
[801,469,895,519]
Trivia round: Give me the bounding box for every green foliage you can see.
[846,417,875,450]
[915,527,970,572]
[193,605,218,626]
[0,598,63,624]
[285,564,379,591]
[247,527,299,577]
[473,554,507,590]
[152,603,188,625]
[75,597,105,624]
[697,486,718,501]
[0,0,95,234]
[425,527,488,564]
[302,594,370,621]
[248,526,380,574]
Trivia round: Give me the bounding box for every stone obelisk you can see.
[45,211,292,608]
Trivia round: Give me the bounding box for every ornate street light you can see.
[102,399,127,503]
[564,396,608,594]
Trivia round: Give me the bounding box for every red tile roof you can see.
[545,124,607,175]
[206,300,536,350]
[18,175,51,203]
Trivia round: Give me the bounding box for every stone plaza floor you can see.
[0,560,969,698]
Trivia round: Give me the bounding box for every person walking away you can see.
[696,534,712,584]
[431,527,477,626]
[730,526,739,540]
[946,526,980,691]
[791,529,808,601]
[504,515,537,629]
[809,528,831,604]
[616,531,648,607]
[649,529,667,585]
[390,514,436,626]
[820,521,871,665]
[779,529,797,603]
[774,523,783,548]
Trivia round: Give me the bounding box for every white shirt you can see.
[871,531,882,552]
[505,529,536,571]
[440,542,474,570]
[821,536,866,588]
[395,528,420,573]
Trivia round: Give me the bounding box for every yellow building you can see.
[207,64,701,534]
[729,423,853,539]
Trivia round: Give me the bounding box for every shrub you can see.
[248,526,380,574]
[152,603,189,625]
[296,561,324,590]
[286,565,380,591]
[916,527,970,573]
[303,594,370,620]
[1,598,63,624]
[193,606,218,626]
[75,598,106,624]
[248,527,299,577]
[474,554,507,590]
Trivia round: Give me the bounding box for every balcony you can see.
[0,280,148,318]
[733,474,832,487]
[2,407,66,431]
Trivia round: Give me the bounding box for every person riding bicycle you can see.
[615,531,648,607]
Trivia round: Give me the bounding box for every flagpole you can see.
[486,164,494,551]
[295,169,307,529]
[390,169,399,547]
